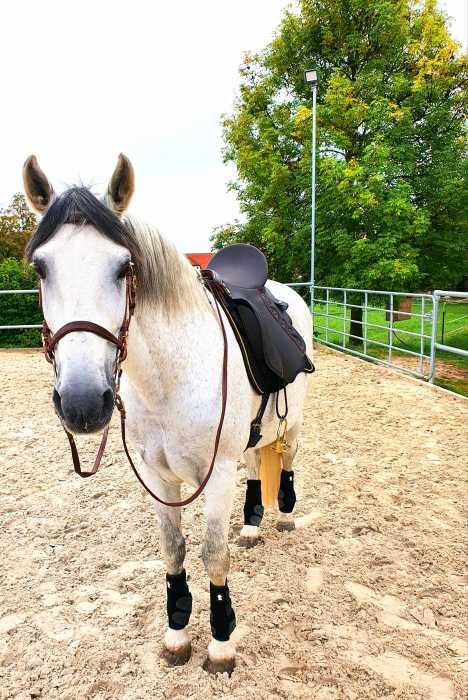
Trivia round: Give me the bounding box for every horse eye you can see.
[33,259,46,279]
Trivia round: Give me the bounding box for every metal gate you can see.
[288,283,434,379]
[287,284,467,385]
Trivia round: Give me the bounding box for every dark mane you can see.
[25,187,139,264]
[24,185,201,310]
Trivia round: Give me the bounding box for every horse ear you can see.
[23,155,55,213]
[107,153,135,215]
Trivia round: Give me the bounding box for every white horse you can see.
[23,154,313,674]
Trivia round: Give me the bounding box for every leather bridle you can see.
[39,264,229,507]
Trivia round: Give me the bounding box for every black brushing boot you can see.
[203,580,236,675]
[161,569,192,666]
[209,580,236,642]
[166,569,192,630]
[238,479,264,547]
[278,469,296,513]
[243,479,264,526]
[277,469,296,531]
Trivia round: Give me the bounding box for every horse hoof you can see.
[202,656,235,676]
[237,535,260,548]
[276,518,296,532]
[160,642,192,666]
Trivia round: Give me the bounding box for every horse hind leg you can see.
[238,449,264,548]
[276,425,299,532]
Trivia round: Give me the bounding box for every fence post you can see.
[363,292,368,355]
[419,297,424,375]
[325,287,329,342]
[343,290,347,348]
[429,292,439,384]
[388,294,394,365]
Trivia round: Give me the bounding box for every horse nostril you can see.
[54,384,115,434]
[102,388,115,414]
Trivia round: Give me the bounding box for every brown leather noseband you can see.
[41,266,135,367]
[39,265,229,508]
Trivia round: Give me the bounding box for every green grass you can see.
[313,296,468,396]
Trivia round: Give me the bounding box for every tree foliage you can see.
[0,194,39,346]
[0,257,41,347]
[0,193,36,262]
[212,0,467,292]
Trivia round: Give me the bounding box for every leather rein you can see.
[39,265,228,508]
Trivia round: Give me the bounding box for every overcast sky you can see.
[1,0,465,252]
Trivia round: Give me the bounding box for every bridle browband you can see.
[39,264,229,508]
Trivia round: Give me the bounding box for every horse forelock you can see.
[25,187,131,261]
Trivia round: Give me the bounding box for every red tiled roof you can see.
[185,253,212,268]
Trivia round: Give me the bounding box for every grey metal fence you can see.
[1,285,467,388]
[287,284,467,385]
[0,289,41,330]
[429,290,468,383]
[288,283,434,379]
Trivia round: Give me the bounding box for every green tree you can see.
[0,195,39,347]
[212,0,467,340]
[0,257,41,347]
[0,193,36,262]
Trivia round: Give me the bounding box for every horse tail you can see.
[259,444,282,510]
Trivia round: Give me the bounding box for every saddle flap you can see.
[227,285,312,388]
[256,288,310,383]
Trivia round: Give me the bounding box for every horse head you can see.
[23,155,135,434]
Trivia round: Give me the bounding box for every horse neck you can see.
[123,272,213,392]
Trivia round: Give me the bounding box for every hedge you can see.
[0,258,41,347]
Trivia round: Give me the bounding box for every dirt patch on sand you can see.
[0,347,466,699]
[434,361,468,382]
[383,353,468,383]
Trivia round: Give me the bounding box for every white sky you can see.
[0,0,465,252]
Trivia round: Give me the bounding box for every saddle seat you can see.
[205,244,314,399]
[206,243,268,289]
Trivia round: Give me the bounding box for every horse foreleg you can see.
[276,424,299,532]
[153,480,192,666]
[201,460,237,675]
[238,449,264,547]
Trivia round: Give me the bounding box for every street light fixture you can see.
[304,68,318,85]
[304,67,318,319]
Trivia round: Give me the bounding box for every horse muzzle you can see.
[53,383,115,434]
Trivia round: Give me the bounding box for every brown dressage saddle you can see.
[201,244,314,447]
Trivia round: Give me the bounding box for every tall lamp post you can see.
[304,68,318,319]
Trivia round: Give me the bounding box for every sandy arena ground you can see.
[0,346,466,699]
